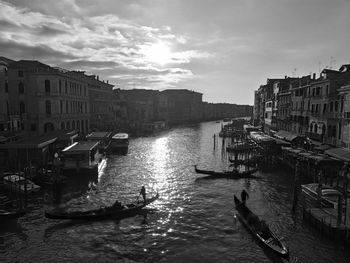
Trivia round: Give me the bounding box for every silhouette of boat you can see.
[194,165,259,179]
[234,195,289,260]
[45,192,159,220]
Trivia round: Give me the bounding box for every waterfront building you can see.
[120,89,160,133]
[306,65,350,146]
[0,57,15,142]
[338,83,350,148]
[86,74,115,132]
[7,60,90,136]
[161,89,203,125]
[290,75,313,135]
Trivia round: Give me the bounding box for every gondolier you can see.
[241,189,249,204]
[139,186,146,205]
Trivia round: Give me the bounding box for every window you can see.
[59,80,62,93]
[66,101,68,113]
[45,100,51,115]
[19,101,25,114]
[30,124,37,131]
[18,70,23,77]
[330,101,333,112]
[18,82,24,94]
[61,122,65,129]
[45,79,51,93]
[5,80,8,92]
[65,81,68,93]
[60,100,63,114]
[335,101,338,112]
[4,68,7,76]
[323,104,327,114]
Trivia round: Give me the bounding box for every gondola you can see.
[234,195,289,260]
[0,208,26,220]
[194,165,259,179]
[45,192,159,220]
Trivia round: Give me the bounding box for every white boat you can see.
[110,133,129,154]
[2,174,40,194]
[301,183,343,209]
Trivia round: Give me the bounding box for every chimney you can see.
[107,80,108,84]
[97,75,99,80]
[285,75,287,79]
[313,73,316,79]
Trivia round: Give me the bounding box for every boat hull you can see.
[234,195,289,260]
[194,165,259,179]
[45,193,159,220]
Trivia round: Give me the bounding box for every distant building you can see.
[86,74,115,131]
[161,89,203,125]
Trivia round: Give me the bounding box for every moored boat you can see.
[2,174,40,194]
[234,195,289,260]
[45,192,159,220]
[110,133,129,154]
[194,165,259,179]
[301,183,343,209]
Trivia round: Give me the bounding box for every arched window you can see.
[19,101,25,114]
[61,122,65,129]
[45,100,51,115]
[81,120,84,133]
[18,82,24,93]
[77,120,80,130]
[309,123,313,131]
[314,124,318,133]
[72,120,75,129]
[45,79,51,93]
[66,121,70,129]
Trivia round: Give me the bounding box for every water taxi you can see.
[110,133,129,154]
[61,141,106,175]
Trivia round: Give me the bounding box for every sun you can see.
[142,42,172,65]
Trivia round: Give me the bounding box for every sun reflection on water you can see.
[148,136,170,193]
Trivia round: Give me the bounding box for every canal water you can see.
[1,121,350,263]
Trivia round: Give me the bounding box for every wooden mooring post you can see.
[292,160,301,213]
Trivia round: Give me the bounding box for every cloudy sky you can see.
[1,0,350,105]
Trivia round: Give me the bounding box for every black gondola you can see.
[194,165,259,179]
[0,208,26,220]
[234,195,289,260]
[45,193,159,220]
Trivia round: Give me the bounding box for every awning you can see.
[0,135,57,149]
[325,147,350,161]
[274,130,301,142]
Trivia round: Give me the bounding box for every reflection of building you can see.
[7,60,90,135]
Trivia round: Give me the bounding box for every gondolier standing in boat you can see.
[139,186,146,205]
[241,189,249,204]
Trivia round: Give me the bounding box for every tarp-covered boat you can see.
[45,193,159,220]
[234,195,289,260]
